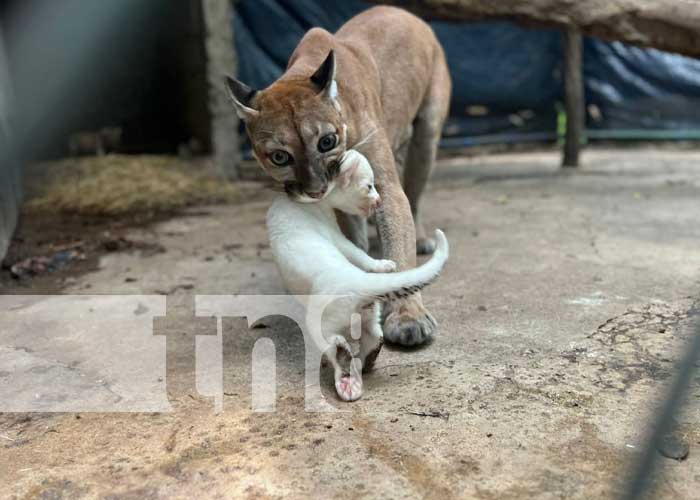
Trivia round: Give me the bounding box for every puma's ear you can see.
[224,76,260,121]
[310,50,338,102]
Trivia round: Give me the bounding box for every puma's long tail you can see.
[354,229,448,303]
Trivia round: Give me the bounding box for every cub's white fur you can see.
[267,150,449,401]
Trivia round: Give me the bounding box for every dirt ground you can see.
[1,148,699,499]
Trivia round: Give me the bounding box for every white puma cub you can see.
[266,150,448,401]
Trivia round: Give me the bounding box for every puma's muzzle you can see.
[284,180,329,202]
[289,158,343,201]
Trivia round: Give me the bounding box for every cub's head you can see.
[225,51,346,201]
[326,150,381,218]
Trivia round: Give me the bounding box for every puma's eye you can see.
[270,150,291,166]
[367,184,373,191]
[318,134,337,153]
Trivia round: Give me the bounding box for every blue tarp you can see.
[233,0,700,143]
[585,39,700,130]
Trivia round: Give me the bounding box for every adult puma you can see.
[226,6,451,346]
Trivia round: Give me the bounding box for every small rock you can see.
[658,432,690,461]
[104,239,121,251]
[134,303,149,316]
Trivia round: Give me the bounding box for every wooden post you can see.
[201,0,240,179]
[0,23,21,261]
[153,294,217,407]
[562,28,584,168]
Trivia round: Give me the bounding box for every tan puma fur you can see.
[226,6,451,346]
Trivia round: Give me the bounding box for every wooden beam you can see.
[201,0,240,179]
[562,28,584,168]
[368,0,700,59]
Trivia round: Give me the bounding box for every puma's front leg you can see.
[364,136,438,347]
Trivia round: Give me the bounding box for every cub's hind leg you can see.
[324,335,363,402]
[360,302,384,373]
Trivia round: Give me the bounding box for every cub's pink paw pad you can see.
[335,375,363,402]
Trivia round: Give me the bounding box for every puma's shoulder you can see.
[289,28,338,68]
[302,27,334,44]
[338,6,434,38]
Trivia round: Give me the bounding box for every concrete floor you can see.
[1,149,699,499]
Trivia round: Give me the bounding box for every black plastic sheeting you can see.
[233,0,700,143]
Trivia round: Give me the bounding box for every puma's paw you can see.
[335,358,363,402]
[416,237,437,255]
[383,296,437,347]
[370,259,397,273]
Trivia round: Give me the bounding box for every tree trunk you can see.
[369,0,700,58]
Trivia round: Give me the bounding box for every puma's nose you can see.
[372,196,382,209]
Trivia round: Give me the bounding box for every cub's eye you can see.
[318,133,338,153]
[270,150,292,166]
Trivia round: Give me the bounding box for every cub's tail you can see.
[355,229,449,303]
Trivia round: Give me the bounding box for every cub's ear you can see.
[311,50,338,102]
[337,157,359,190]
[224,76,260,121]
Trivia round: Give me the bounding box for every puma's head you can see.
[225,51,346,201]
[325,150,381,218]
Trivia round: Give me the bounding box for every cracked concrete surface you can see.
[1,149,699,499]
